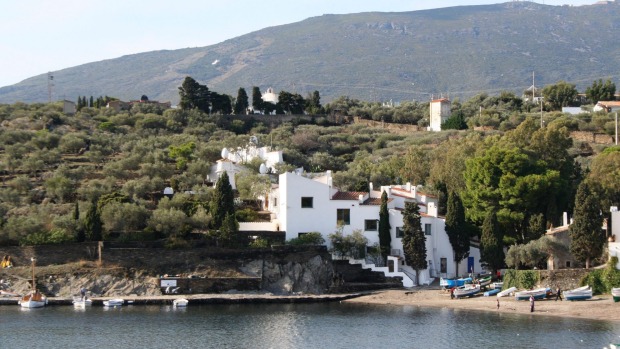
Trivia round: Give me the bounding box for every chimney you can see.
[387,186,392,197]
[359,194,364,204]
[406,182,411,192]
[369,182,373,192]
[563,212,568,226]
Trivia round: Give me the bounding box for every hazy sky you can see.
[0,0,595,87]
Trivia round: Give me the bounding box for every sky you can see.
[0,0,596,88]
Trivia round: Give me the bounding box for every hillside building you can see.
[428,98,451,132]
[262,87,278,105]
[259,170,482,286]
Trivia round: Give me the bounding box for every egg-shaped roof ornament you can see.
[221,148,229,159]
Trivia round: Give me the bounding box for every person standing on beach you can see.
[497,298,500,310]
[555,287,563,301]
[529,295,535,312]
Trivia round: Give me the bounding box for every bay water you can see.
[1,302,618,348]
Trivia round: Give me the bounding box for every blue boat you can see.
[484,288,501,297]
[454,284,481,298]
[440,277,473,288]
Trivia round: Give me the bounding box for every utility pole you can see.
[616,112,618,145]
[540,98,544,128]
[47,72,54,103]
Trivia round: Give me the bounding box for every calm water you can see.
[1,302,619,349]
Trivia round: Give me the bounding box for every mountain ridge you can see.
[1,1,619,104]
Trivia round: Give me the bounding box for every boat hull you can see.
[19,292,47,308]
[103,299,125,307]
[441,277,473,288]
[454,285,481,298]
[515,288,548,301]
[612,288,620,302]
[563,286,592,301]
[173,298,189,307]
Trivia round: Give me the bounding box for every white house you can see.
[429,98,451,132]
[262,87,278,105]
[264,170,482,285]
[593,101,620,113]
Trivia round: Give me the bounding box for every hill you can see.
[1,2,620,104]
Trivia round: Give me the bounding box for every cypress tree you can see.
[74,201,85,242]
[570,181,604,269]
[445,191,470,277]
[402,201,427,285]
[251,86,263,113]
[234,88,249,114]
[480,210,504,273]
[378,191,391,262]
[210,172,235,229]
[84,201,102,241]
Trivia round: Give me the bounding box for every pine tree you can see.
[570,181,604,269]
[234,88,249,114]
[84,201,102,241]
[219,213,239,248]
[210,172,235,229]
[402,201,427,285]
[378,191,391,262]
[89,96,94,108]
[480,210,504,273]
[445,191,470,276]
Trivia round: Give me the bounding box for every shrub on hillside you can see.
[288,232,325,246]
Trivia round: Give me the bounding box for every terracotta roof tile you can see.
[332,191,366,200]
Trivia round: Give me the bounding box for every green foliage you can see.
[234,88,249,114]
[178,76,210,112]
[328,228,368,259]
[288,232,325,246]
[445,191,470,269]
[168,141,196,170]
[235,208,260,222]
[585,79,616,103]
[378,191,391,260]
[580,258,620,295]
[502,269,540,290]
[209,172,235,229]
[402,201,427,284]
[84,202,103,241]
[542,80,578,110]
[480,210,504,272]
[570,181,604,268]
[249,237,270,248]
[20,229,75,246]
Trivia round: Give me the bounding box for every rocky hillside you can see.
[1,1,620,104]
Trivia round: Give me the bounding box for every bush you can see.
[580,257,620,295]
[236,208,260,222]
[20,229,76,246]
[287,232,325,246]
[249,237,270,248]
[328,228,368,259]
[502,269,540,290]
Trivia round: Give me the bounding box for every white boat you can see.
[563,285,592,301]
[103,299,124,307]
[454,284,481,298]
[73,296,93,308]
[19,257,46,308]
[491,282,503,290]
[497,286,517,297]
[19,291,47,308]
[173,298,189,307]
[612,287,620,302]
[515,288,548,301]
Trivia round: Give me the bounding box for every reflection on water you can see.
[1,302,619,348]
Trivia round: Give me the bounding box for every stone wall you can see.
[570,131,614,144]
[538,269,590,291]
[0,243,100,267]
[353,117,421,133]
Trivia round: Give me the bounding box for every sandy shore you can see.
[344,287,620,322]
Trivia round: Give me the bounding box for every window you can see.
[440,258,447,274]
[273,198,278,207]
[424,223,432,236]
[301,197,313,208]
[365,219,378,231]
[396,227,404,238]
[337,209,350,225]
[565,261,571,268]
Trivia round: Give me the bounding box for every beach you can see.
[344,288,620,322]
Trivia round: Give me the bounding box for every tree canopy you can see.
[402,201,427,285]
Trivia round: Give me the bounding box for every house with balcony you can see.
[263,170,482,286]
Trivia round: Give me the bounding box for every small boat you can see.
[491,282,503,290]
[611,287,620,302]
[497,286,517,297]
[563,285,592,301]
[441,277,473,288]
[19,257,47,308]
[173,298,189,307]
[515,288,548,301]
[103,299,124,307]
[19,291,47,308]
[477,276,493,288]
[73,296,93,308]
[484,288,501,297]
[454,284,481,298]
